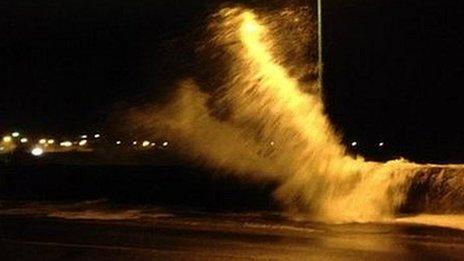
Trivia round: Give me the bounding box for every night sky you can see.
[1,0,464,162]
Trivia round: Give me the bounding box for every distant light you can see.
[379,142,385,147]
[162,141,169,147]
[60,141,73,147]
[2,136,12,143]
[12,132,20,138]
[39,139,47,144]
[132,141,138,145]
[0,147,4,151]
[270,141,275,146]
[142,141,150,147]
[47,139,55,145]
[150,142,156,147]
[81,135,88,139]
[20,138,28,143]
[31,147,44,157]
[351,141,358,147]
[94,134,101,139]
[79,140,87,146]
[116,141,122,145]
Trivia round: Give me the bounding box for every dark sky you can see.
[324,0,464,162]
[1,0,464,162]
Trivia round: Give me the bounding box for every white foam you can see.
[395,215,464,231]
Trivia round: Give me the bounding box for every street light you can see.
[60,141,73,147]
[317,0,323,93]
[31,147,44,157]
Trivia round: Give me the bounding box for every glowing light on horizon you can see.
[60,141,72,147]
[81,135,88,139]
[20,138,28,143]
[379,142,385,147]
[116,141,122,145]
[47,139,55,145]
[39,139,47,144]
[78,140,87,146]
[162,141,169,147]
[351,141,358,147]
[12,132,20,138]
[94,134,101,139]
[31,147,44,156]
[2,136,12,143]
[142,141,150,147]
[132,141,138,145]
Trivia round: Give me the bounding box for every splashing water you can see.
[127,6,464,223]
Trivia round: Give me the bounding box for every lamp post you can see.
[317,0,323,93]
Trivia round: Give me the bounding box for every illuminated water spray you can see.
[204,8,418,222]
[129,6,464,223]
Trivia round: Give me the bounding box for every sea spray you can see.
[126,6,461,222]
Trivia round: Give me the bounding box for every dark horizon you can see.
[2,0,464,163]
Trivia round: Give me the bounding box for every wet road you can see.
[2,215,464,260]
